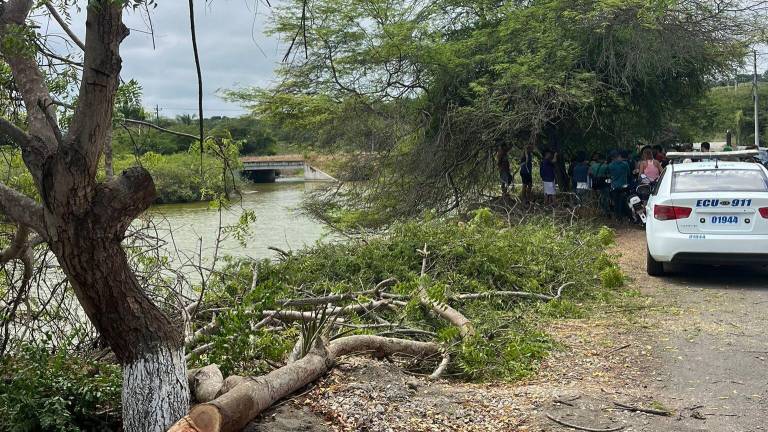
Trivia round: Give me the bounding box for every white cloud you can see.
[43,1,284,116]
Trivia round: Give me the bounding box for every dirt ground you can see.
[249,228,768,431]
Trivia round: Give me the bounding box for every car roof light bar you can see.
[666,150,759,163]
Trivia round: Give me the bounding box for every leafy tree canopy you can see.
[226,0,761,223]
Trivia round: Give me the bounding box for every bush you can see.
[113,151,238,204]
[197,213,625,381]
[0,344,122,432]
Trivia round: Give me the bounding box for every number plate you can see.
[710,215,739,224]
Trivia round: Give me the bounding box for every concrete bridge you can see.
[240,154,336,183]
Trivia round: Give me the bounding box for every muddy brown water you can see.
[148,180,331,262]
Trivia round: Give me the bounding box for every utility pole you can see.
[754,50,761,149]
[752,50,760,150]
[155,104,161,126]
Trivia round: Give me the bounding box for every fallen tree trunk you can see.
[192,365,224,403]
[169,335,440,432]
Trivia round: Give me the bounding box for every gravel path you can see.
[250,228,768,431]
[610,228,768,431]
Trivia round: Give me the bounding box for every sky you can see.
[43,1,284,117]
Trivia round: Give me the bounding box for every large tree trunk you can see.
[123,345,189,431]
[48,168,189,431]
[0,1,189,430]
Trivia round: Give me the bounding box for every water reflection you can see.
[148,179,330,263]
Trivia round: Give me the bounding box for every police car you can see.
[645,150,768,276]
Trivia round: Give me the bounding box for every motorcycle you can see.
[627,175,654,226]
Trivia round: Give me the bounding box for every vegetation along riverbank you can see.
[0,211,630,430]
[0,1,766,431]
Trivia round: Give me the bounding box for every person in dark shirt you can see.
[519,144,534,204]
[540,150,557,205]
[572,155,590,199]
[589,152,611,215]
[496,145,512,197]
[608,151,630,220]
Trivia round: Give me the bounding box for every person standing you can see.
[572,155,590,199]
[589,152,610,215]
[638,147,662,183]
[608,151,630,220]
[696,141,712,162]
[519,144,534,204]
[496,145,512,197]
[653,145,669,168]
[541,150,557,205]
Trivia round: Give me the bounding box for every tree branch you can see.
[91,166,157,236]
[0,225,30,265]
[0,0,60,157]
[43,1,86,52]
[122,119,201,141]
[417,244,475,338]
[0,118,32,148]
[66,1,127,172]
[0,182,46,237]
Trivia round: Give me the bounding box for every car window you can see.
[672,169,768,193]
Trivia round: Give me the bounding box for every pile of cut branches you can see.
[173,211,624,431]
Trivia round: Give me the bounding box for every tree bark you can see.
[105,127,114,179]
[123,345,189,431]
[191,364,224,403]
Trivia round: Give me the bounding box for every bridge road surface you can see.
[620,229,768,431]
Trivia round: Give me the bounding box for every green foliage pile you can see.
[0,344,122,432]
[196,211,624,380]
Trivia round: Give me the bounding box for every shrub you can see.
[113,151,239,204]
[600,266,626,289]
[0,344,122,432]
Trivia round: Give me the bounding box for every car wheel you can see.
[646,248,665,276]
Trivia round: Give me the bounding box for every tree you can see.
[231,0,761,224]
[0,1,187,430]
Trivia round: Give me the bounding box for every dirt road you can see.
[609,228,768,431]
[541,228,768,431]
[252,228,768,431]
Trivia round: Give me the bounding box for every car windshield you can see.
[672,169,768,192]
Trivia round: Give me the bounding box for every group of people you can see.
[497,143,677,219]
[581,145,667,219]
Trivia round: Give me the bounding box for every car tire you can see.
[646,248,665,276]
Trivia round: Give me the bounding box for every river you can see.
[148,179,331,263]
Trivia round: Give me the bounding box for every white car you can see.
[646,154,768,276]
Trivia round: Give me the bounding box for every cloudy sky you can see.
[45,1,284,117]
